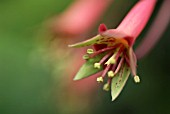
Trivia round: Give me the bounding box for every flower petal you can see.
[101,29,128,39]
[68,35,103,48]
[69,29,132,48]
[73,53,106,80]
[101,29,132,47]
[111,63,130,101]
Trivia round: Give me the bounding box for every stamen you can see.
[99,52,112,64]
[87,48,94,54]
[111,63,117,72]
[114,57,124,74]
[107,71,114,78]
[103,83,110,91]
[103,78,112,91]
[105,56,116,65]
[124,52,130,66]
[91,44,120,57]
[105,46,123,65]
[94,63,101,69]
[115,46,124,61]
[97,65,111,83]
[83,54,90,60]
[101,65,111,78]
[134,75,140,83]
[96,76,103,83]
[94,52,112,69]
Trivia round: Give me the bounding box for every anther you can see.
[94,63,101,69]
[134,75,140,83]
[97,77,103,83]
[105,56,116,65]
[103,83,110,91]
[83,54,89,60]
[87,49,94,54]
[110,58,116,64]
[107,71,114,78]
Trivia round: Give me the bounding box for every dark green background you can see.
[0,0,169,114]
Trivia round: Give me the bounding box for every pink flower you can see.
[69,0,157,101]
[52,0,112,37]
[47,0,113,112]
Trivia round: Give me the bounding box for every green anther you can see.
[108,71,114,78]
[87,49,94,54]
[97,77,103,83]
[94,63,101,69]
[134,75,140,83]
[83,54,89,60]
[103,83,110,91]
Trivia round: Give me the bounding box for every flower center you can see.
[84,43,130,91]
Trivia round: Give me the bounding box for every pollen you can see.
[134,75,140,83]
[97,76,103,83]
[94,63,101,69]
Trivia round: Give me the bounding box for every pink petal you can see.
[98,23,108,33]
[117,0,156,40]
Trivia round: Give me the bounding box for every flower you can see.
[52,0,112,37]
[44,0,113,113]
[69,0,156,101]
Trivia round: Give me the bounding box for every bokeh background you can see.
[0,0,169,114]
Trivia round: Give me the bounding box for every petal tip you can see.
[111,96,118,101]
[98,23,108,33]
[68,44,73,47]
[73,77,79,81]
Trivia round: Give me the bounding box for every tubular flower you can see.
[69,0,156,101]
[52,0,112,37]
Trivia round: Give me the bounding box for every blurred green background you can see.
[0,0,169,114]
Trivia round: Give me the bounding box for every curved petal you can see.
[73,53,106,80]
[111,63,130,101]
[68,35,103,48]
